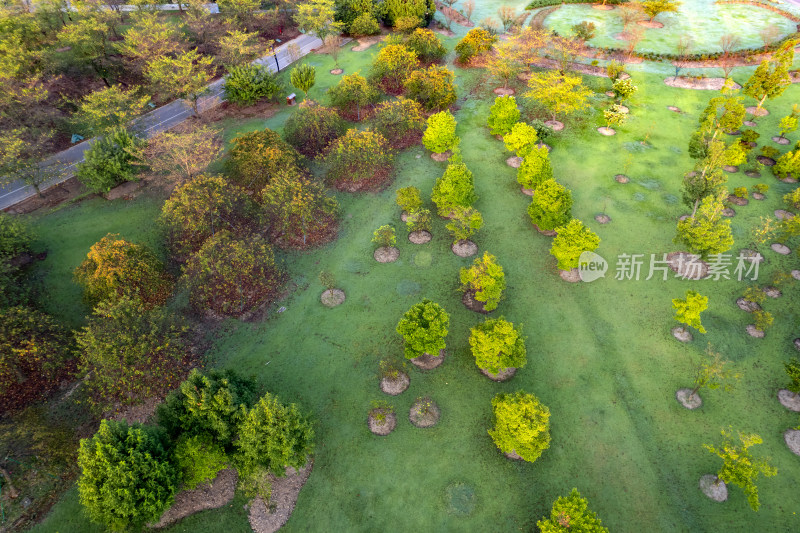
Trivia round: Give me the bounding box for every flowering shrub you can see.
[326,129,395,190]
[404,65,457,112]
[454,28,496,64]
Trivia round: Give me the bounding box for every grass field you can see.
[24,23,800,533]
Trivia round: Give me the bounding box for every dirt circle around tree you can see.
[699,475,728,502]
[493,87,515,96]
[248,460,313,533]
[672,327,692,343]
[452,240,478,257]
[746,324,765,338]
[770,243,791,255]
[409,230,432,244]
[736,297,761,312]
[151,468,238,528]
[792,270,800,281]
[320,289,345,307]
[537,142,552,152]
[592,3,614,9]
[722,207,736,217]
[667,106,681,113]
[532,223,557,236]
[462,291,491,313]
[545,120,564,131]
[778,389,800,412]
[595,214,611,224]
[479,367,517,382]
[351,35,382,52]
[745,170,761,178]
[409,399,441,428]
[506,156,522,168]
[676,388,702,410]
[597,127,616,136]
[746,106,769,117]
[752,192,765,200]
[411,349,446,370]
[504,449,523,461]
[782,176,798,184]
[637,19,664,28]
[559,268,581,283]
[330,68,343,75]
[605,90,615,97]
[785,429,800,456]
[617,105,630,114]
[521,186,534,196]
[727,194,747,206]
[722,165,739,173]
[667,252,709,279]
[763,286,781,299]
[772,136,790,145]
[374,246,400,263]
[368,411,397,436]
[400,211,409,222]
[774,209,794,220]
[743,120,757,127]
[381,372,410,396]
[757,155,776,166]
[615,174,629,183]
[431,150,452,162]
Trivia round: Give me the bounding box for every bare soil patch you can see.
[521,186,534,196]
[249,460,313,533]
[368,411,397,436]
[320,289,345,307]
[736,297,761,312]
[637,20,664,28]
[773,136,790,145]
[559,268,581,283]
[381,372,410,396]
[400,211,409,222]
[592,3,614,9]
[431,150,452,162]
[506,156,522,168]
[410,349,446,370]
[4,177,87,215]
[750,192,763,201]
[462,290,490,313]
[351,35,383,51]
[479,367,517,382]
[532,223,557,236]
[722,207,736,217]
[676,388,702,409]
[667,252,709,279]
[699,475,728,502]
[746,324,765,338]
[452,240,478,257]
[745,170,761,178]
[672,327,693,342]
[778,390,800,412]
[201,99,279,123]
[667,106,681,113]
[545,120,564,131]
[771,243,791,255]
[597,127,616,136]
[727,194,747,206]
[764,286,781,299]
[153,469,238,528]
[775,209,794,220]
[409,399,441,428]
[374,246,400,263]
[746,106,769,117]
[605,90,615,97]
[792,270,800,280]
[595,214,611,224]
[744,120,757,127]
[110,397,161,425]
[409,230,432,244]
[537,142,552,152]
[722,165,739,173]
[664,77,741,90]
[615,174,629,183]
[493,87,515,96]
[757,155,776,166]
[785,429,800,456]
[504,450,523,460]
[330,68,343,75]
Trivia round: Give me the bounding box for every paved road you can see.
[0,33,324,210]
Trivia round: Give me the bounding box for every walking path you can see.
[0,33,323,210]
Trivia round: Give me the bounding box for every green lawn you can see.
[26,28,800,533]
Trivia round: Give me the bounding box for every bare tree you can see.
[718,33,741,79]
[625,26,645,60]
[759,24,781,51]
[463,0,475,24]
[130,125,222,183]
[497,6,517,32]
[324,34,342,67]
[673,33,693,77]
[618,3,643,30]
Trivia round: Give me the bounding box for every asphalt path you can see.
[0,33,324,210]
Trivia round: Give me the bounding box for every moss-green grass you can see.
[27,30,800,533]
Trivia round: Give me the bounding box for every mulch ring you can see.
[746,106,769,117]
[152,469,238,528]
[598,127,616,136]
[479,367,517,382]
[380,372,410,395]
[736,297,762,313]
[545,120,564,131]
[675,388,702,410]
[330,68,343,75]
[351,35,383,51]
[521,186,534,196]
[249,460,314,533]
[320,289,345,307]
[744,120,757,127]
[332,169,393,193]
[664,77,741,90]
[462,291,490,313]
[785,429,800,456]
[752,192,766,200]
[727,194,748,206]
[637,19,664,28]
[595,214,611,224]
[504,450,524,461]
[757,155,776,166]
[409,398,441,428]
[722,207,736,217]
[770,243,791,255]
[615,174,629,183]
[409,230,432,244]
[764,286,781,299]
[792,269,800,281]
[368,410,397,436]
[746,324,765,338]
[778,389,800,412]
[374,246,400,263]
[699,475,728,502]
[452,240,478,257]
[745,170,761,178]
[506,156,523,168]
[667,252,709,280]
[773,136,791,145]
[672,327,693,343]
[532,223,557,236]
[431,150,452,162]
[559,268,581,283]
[722,165,739,173]
[411,349,446,370]
[667,106,681,113]
[775,209,794,220]
[493,87,515,96]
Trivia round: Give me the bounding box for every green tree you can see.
[778,114,798,141]
[284,105,347,158]
[290,63,316,100]
[383,0,435,27]
[526,71,592,123]
[703,428,777,511]
[422,110,458,154]
[74,85,150,137]
[328,73,379,121]
[469,317,526,374]
[487,96,520,136]
[603,104,627,131]
[743,40,795,114]
[395,299,450,359]
[528,179,573,232]
[686,344,740,401]
[174,435,228,490]
[504,121,538,157]
[641,0,681,22]
[132,125,222,183]
[675,194,734,257]
[372,97,426,148]
[517,145,553,190]
[223,64,283,107]
[226,128,303,194]
[446,206,483,243]
[460,251,506,311]
[74,233,172,308]
[404,65,457,112]
[572,21,596,41]
[294,0,344,42]
[431,158,477,216]
[56,16,112,85]
[326,128,394,189]
[396,186,422,213]
[146,49,214,116]
[217,29,265,70]
[672,289,708,334]
[784,358,800,397]
[76,127,143,194]
[372,225,397,248]
[406,28,447,63]
[348,12,380,37]
[488,391,550,463]
[773,145,800,180]
[369,43,419,94]
[116,12,184,73]
[549,219,600,271]
[78,420,177,532]
[405,207,432,233]
[537,488,609,533]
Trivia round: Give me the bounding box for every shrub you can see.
[160,175,259,261]
[612,77,637,102]
[469,317,526,374]
[396,299,450,359]
[674,195,733,257]
[372,225,397,248]
[550,219,600,271]
[773,148,800,180]
[784,187,800,210]
[349,12,381,37]
[488,391,550,463]
[328,73,380,121]
[517,145,553,190]
[77,297,190,413]
[384,0,435,27]
[226,129,304,194]
[406,207,432,233]
[174,435,228,489]
[74,234,172,308]
[527,179,573,231]
[754,183,769,195]
[431,159,477,216]
[76,127,143,194]
[406,28,447,63]
[487,96,520,136]
[290,63,316,98]
[326,129,394,190]
[460,252,505,311]
[422,110,458,154]
[446,206,483,243]
[404,65,457,112]
[235,393,315,476]
[372,97,426,148]
[733,186,749,199]
[284,105,348,158]
[261,169,339,248]
[394,15,421,33]
[0,213,32,261]
[537,488,609,533]
[182,231,286,317]
[369,44,420,94]
[0,306,73,410]
[78,420,177,531]
[454,28,496,64]
[504,122,539,157]
[223,64,282,106]
[396,186,423,213]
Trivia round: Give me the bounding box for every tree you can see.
[446,206,483,244]
[538,488,609,533]
[517,145,553,191]
[422,110,458,154]
[778,109,798,141]
[504,122,538,157]
[294,0,343,42]
[488,391,550,463]
[497,5,516,32]
[226,128,304,193]
[235,392,314,480]
[602,104,627,131]
[182,231,286,317]
[77,297,190,413]
[284,105,347,158]
[369,44,419,94]
[218,29,265,70]
[431,158,477,216]
[132,125,222,183]
[607,60,625,83]
[406,28,447,64]
[454,28,496,64]
[673,34,693,77]
[526,71,592,122]
[373,97,426,149]
[349,12,380,37]
[681,169,727,216]
[146,50,214,116]
[326,129,394,190]
[74,234,172,308]
[784,358,800,398]
[217,0,261,24]
[718,33,741,79]
[396,186,422,213]
[404,65,457,112]
[460,252,505,311]
[685,344,740,403]
[549,219,600,271]
[78,420,177,532]
[174,434,228,490]
[327,73,379,121]
[383,0,435,28]
[528,179,572,231]
[159,176,258,262]
[116,12,184,73]
[76,127,143,194]
[486,41,522,89]
[395,299,450,359]
[74,85,150,137]
[672,290,708,335]
[223,64,283,107]
[675,194,733,257]
[405,207,431,233]
[372,225,397,248]
[703,429,777,511]
[56,16,112,85]
[611,78,637,103]
[572,21,596,41]
[743,40,795,115]
[469,317,526,374]
[487,96,520,136]
[290,63,316,101]
[641,0,681,23]
[0,130,68,198]
[773,146,800,181]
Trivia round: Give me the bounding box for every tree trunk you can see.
[690,198,700,218]
[757,93,768,112]
[0,468,19,498]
